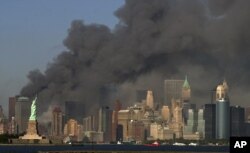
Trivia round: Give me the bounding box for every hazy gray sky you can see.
[0,0,124,111]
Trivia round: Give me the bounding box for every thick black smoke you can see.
[21,0,250,117]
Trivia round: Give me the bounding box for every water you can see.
[0,144,229,153]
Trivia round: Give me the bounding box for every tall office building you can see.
[215,79,228,101]
[171,99,183,138]
[204,104,216,139]
[118,109,134,141]
[182,76,191,102]
[230,106,245,136]
[184,109,197,134]
[83,115,96,131]
[146,90,154,109]
[65,101,85,122]
[52,107,63,136]
[64,119,78,137]
[15,96,31,134]
[112,100,122,141]
[215,80,230,139]
[182,103,196,125]
[164,79,184,105]
[161,106,170,122]
[128,120,145,141]
[197,109,205,138]
[98,106,113,142]
[0,106,7,134]
[8,96,17,121]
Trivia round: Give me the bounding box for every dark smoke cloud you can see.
[21,0,250,117]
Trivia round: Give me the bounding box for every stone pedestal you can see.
[21,120,42,140]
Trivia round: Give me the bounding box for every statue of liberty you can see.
[29,96,37,120]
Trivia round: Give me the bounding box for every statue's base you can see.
[20,120,42,140]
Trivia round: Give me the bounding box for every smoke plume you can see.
[21,0,250,117]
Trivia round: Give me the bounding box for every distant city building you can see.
[64,101,85,123]
[182,103,196,125]
[197,109,205,139]
[118,109,134,141]
[0,106,8,134]
[204,104,216,139]
[8,116,17,134]
[215,79,228,101]
[161,106,170,122]
[112,100,122,141]
[182,76,191,102]
[0,105,4,118]
[128,120,145,141]
[171,99,183,138]
[83,115,96,132]
[146,90,154,109]
[150,122,161,140]
[245,122,250,136]
[184,109,197,134]
[8,96,17,121]
[15,96,31,134]
[52,107,63,136]
[158,127,174,140]
[230,106,245,137]
[245,107,250,122]
[98,106,113,142]
[215,80,230,139]
[164,79,184,105]
[64,119,78,137]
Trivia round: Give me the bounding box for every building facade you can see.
[8,96,17,121]
[98,106,113,142]
[164,79,184,105]
[52,107,63,136]
[230,106,245,136]
[15,96,31,134]
[216,99,230,139]
[204,104,216,139]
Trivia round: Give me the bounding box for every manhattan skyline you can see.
[1,0,250,115]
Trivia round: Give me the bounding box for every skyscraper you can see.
[112,100,122,141]
[230,105,245,137]
[184,109,198,134]
[118,109,134,141]
[8,96,17,121]
[204,104,216,139]
[98,106,113,142]
[164,79,184,105]
[197,109,205,139]
[171,99,183,138]
[83,115,96,131]
[146,90,154,109]
[182,103,196,125]
[15,96,31,134]
[64,119,78,137]
[52,107,63,136]
[182,76,191,102]
[215,80,230,139]
[161,106,170,122]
